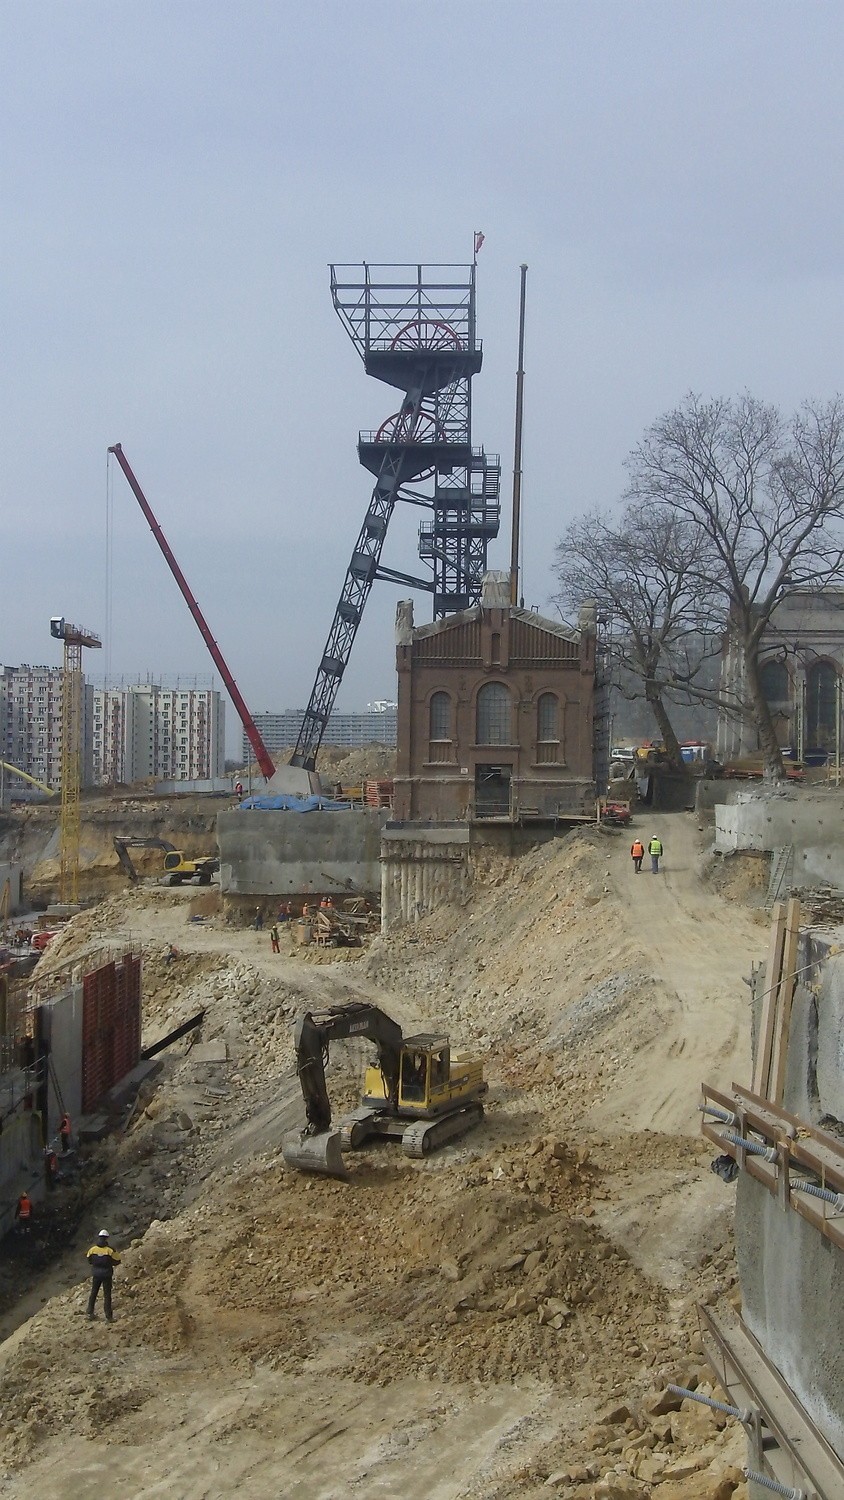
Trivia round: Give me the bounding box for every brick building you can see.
[393,574,596,822]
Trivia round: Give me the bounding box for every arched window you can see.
[806,659,838,751]
[759,658,790,712]
[429,691,451,741]
[537,693,558,741]
[536,692,560,764]
[476,682,511,745]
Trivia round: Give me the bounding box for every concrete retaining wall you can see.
[381,827,470,929]
[737,1171,844,1461]
[715,790,844,889]
[217,809,388,899]
[39,981,84,1137]
[736,931,844,1474]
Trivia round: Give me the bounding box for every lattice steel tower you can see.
[291,262,500,770]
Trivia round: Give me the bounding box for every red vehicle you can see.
[30,930,56,952]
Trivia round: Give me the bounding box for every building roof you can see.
[411,603,580,646]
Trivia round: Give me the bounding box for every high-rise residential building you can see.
[0,664,93,790]
[91,685,225,784]
[242,702,398,762]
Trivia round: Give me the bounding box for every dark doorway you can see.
[475,764,511,817]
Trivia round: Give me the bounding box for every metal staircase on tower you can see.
[290,262,501,771]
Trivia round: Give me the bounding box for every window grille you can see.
[476,683,512,745]
[429,692,451,740]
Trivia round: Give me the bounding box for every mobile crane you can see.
[282,1001,487,1180]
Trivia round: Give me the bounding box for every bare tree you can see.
[553,500,721,767]
[626,393,844,779]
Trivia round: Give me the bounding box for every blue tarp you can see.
[238,794,350,812]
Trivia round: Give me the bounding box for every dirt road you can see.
[605,812,760,1133]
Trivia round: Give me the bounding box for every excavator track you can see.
[401,1102,485,1159]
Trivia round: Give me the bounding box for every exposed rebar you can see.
[742,1467,805,1499]
[666,1384,751,1423]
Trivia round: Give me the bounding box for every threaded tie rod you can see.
[742,1467,806,1499]
[700,1103,738,1125]
[720,1129,778,1163]
[666,1384,751,1423]
[790,1178,844,1212]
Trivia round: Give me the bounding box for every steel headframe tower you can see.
[50,617,102,904]
[290,262,501,771]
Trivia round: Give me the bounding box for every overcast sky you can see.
[3,2,844,755]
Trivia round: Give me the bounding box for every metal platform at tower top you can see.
[291,259,500,771]
[330,263,480,354]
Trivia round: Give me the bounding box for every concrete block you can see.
[190,1040,229,1063]
[77,1113,110,1141]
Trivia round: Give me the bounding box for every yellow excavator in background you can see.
[282,1002,487,1180]
[112,836,219,885]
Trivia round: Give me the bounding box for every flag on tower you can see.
[474,230,485,255]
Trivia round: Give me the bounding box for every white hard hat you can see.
[97,1228,110,1239]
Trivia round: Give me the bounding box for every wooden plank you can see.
[752,902,787,1096]
[770,897,801,1104]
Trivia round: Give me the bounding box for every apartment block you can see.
[242,702,397,762]
[92,685,225,785]
[0,664,93,790]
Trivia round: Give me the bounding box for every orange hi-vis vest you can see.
[631,841,644,857]
[18,1195,31,1219]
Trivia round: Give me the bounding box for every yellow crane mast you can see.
[50,617,102,905]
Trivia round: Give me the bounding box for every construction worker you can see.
[14,1192,32,1234]
[44,1148,59,1189]
[59,1112,72,1153]
[270,923,280,954]
[234,780,243,799]
[630,837,645,874]
[254,906,264,931]
[86,1229,121,1321]
[648,834,664,874]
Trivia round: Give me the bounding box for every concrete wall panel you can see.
[737,1172,844,1458]
[218,809,388,898]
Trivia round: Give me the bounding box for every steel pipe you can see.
[666,1384,751,1423]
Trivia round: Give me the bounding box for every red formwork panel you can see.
[81,955,142,1113]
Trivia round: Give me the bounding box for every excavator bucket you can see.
[281,1128,350,1181]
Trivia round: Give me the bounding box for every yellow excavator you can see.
[113,836,219,885]
[282,1002,487,1180]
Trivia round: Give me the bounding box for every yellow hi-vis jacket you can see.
[648,838,663,856]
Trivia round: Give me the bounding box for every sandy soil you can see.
[0,813,763,1499]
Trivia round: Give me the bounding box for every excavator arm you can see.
[293,1003,405,1135]
[113,836,176,883]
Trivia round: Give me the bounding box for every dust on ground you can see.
[0,811,760,1499]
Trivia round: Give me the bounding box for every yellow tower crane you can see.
[50,617,102,905]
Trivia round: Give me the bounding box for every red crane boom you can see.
[108,444,276,782]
